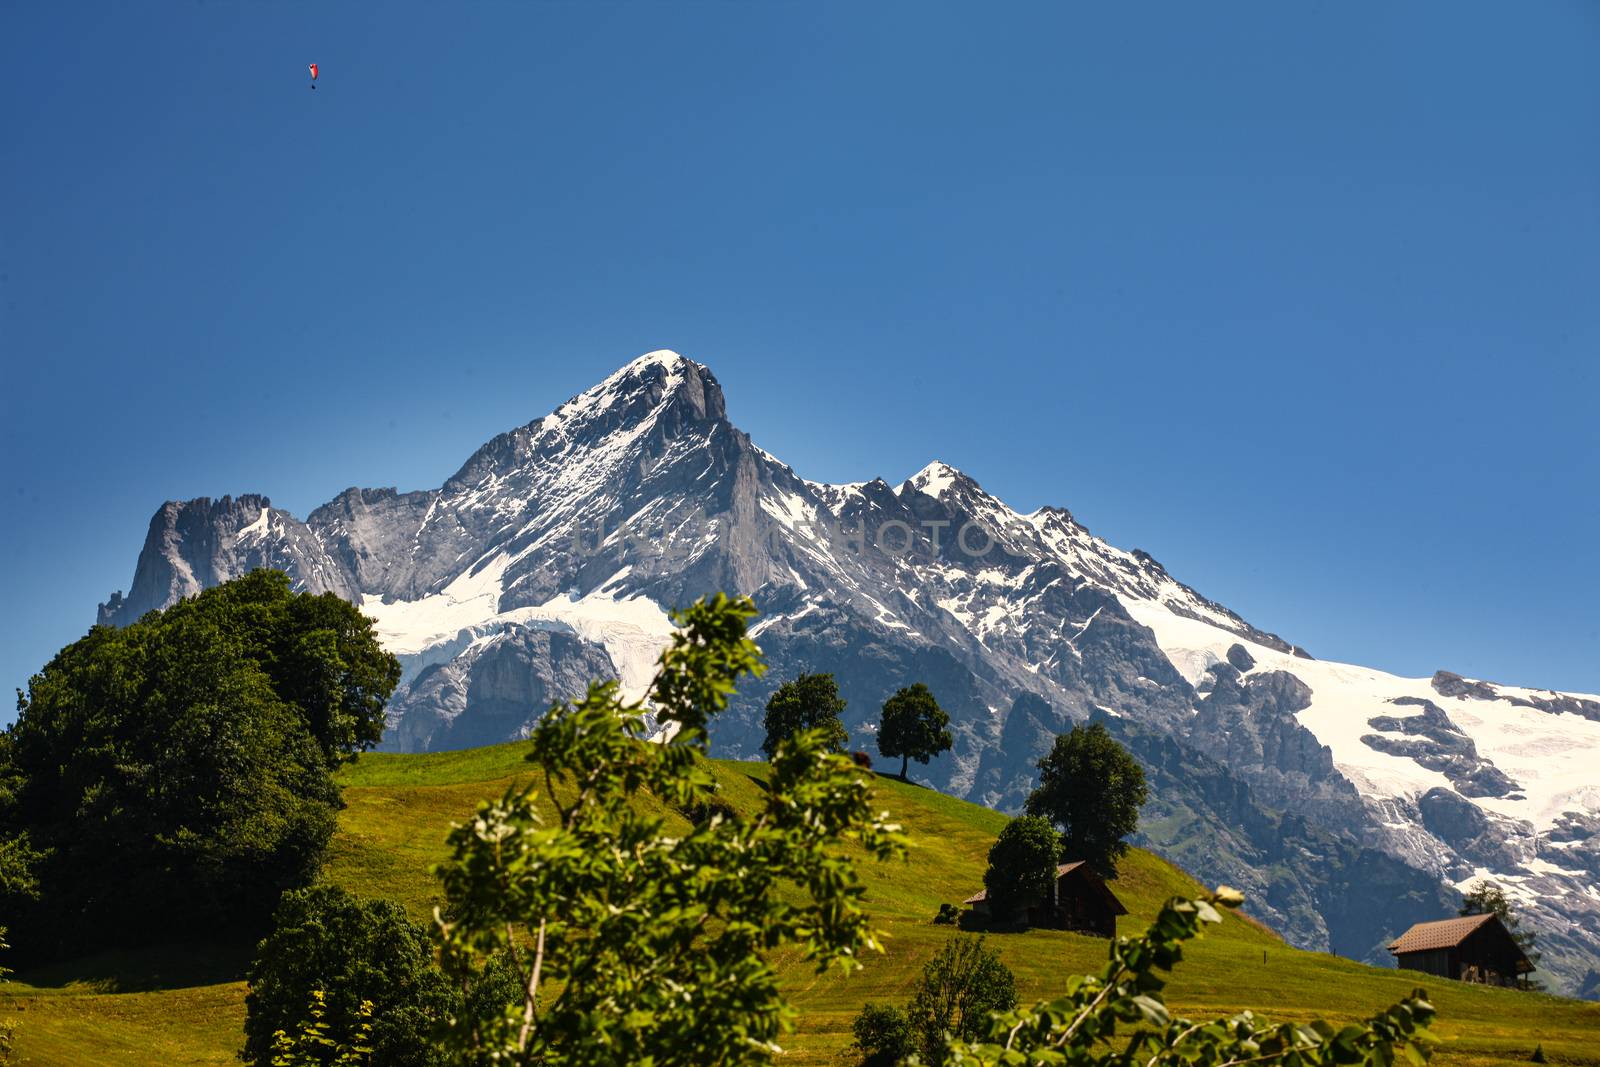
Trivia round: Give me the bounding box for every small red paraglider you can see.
[308,63,318,90]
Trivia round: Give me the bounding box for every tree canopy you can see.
[760,671,849,759]
[982,814,1060,924]
[1024,722,1148,878]
[0,570,399,960]
[876,682,952,781]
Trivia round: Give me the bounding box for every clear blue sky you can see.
[3,2,1597,714]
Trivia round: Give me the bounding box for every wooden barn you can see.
[963,861,1127,937]
[1388,913,1534,987]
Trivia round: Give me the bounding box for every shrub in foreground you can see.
[244,886,455,1067]
[906,936,1018,1064]
[852,1003,914,1067]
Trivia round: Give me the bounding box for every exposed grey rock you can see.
[1432,669,1600,722]
[97,494,358,626]
[385,626,619,752]
[1099,710,1457,961]
[1363,698,1521,798]
[1189,666,1365,825]
[1226,644,1256,672]
[1431,670,1500,702]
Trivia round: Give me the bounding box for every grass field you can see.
[5,740,1598,1065]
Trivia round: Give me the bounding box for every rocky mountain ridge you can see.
[99,350,1600,995]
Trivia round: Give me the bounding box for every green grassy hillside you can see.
[5,741,1598,1065]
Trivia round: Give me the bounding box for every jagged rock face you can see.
[385,627,620,751]
[1190,665,1358,819]
[1434,669,1600,722]
[1363,698,1521,799]
[98,495,358,625]
[98,349,1600,996]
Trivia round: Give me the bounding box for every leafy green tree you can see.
[938,888,1438,1066]
[877,683,952,781]
[851,1003,914,1067]
[761,671,849,758]
[431,595,903,1066]
[1460,881,1541,982]
[1024,722,1148,878]
[245,886,460,1067]
[906,936,1018,1065]
[981,815,1060,925]
[1,570,399,961]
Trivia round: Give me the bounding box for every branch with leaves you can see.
[935,888,1436,1067]
[269,991,373,1067]
[432,594,905,1067]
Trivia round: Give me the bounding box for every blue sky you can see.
[3,2,1597,712]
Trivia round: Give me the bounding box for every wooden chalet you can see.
[963,861,1127,937]
[1388,913,1534,988]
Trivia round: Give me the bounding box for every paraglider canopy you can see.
[308,63,318,89]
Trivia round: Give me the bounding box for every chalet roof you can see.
[962,863,1100,906]
[1388,913,1497,954]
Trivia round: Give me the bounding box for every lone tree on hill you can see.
[1024,721,1147,878]
[762,672,849,758]
[982,814,1060,924]
[877,682,952,781]
[1460,881,1542,982]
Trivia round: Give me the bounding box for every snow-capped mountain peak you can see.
[96,350,1600,996]
[904,459,964,499]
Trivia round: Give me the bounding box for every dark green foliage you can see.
[877,682,952,781]
[432,595,904,1066]
[0,570,400,960]
[933,903,960,925]
[906,936,1018,1065]
[1025,722,1148,878]
[0,831,40,910]
[244,886,457,1067]
[761,671,849,758]
[982,815,1060,925]
[1460,881,1541,980]
[1531,1044,1548,1063]
[939,887,1437,1066]
[851,1003,914,1067]
[233,572,402,765]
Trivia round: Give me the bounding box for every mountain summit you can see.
[99,350,1600,995]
